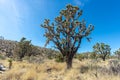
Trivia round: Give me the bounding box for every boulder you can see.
[0,63,7,71]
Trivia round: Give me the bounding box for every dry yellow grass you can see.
[0,59,120,80]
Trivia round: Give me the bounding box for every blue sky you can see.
[0,0,120,53]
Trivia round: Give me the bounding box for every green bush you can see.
[90,52,98,59]
[22,56,30,60]
[0,54,6,60]
[28,55,44,64]
[76,54,84,61]
[80,65,89,73]
[55,53,64,62]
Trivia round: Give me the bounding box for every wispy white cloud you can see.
[73,0,89,7]
[0,0,30,40]
[0,0,19,38]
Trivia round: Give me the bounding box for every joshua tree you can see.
[13,37,32,60]
[114,48,120,60]
[41,4,94,69]
[93,43,111,61]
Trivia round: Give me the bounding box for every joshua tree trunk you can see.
[102,56,106,61]
[66,53,74,69]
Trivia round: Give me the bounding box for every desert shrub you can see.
[80,65,89,73]
[1,71,23,80]
[22,56,30,60]
[55,53,64,62]
[97,60,120,75]
[29,55,44,64]
[47,53,53,60]
[0,54,6,60]
[39,48,59,60]
[90,52,98,59]
[76,54,85,61]
[82,52,89,59]
[109,55,116,59]
[108,60,120,75]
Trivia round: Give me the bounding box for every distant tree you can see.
[114,48,120,60]
[93,43,111,61]
[41,4,94,69]
[13,37,32,60]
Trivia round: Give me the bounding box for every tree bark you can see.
[66,53,74,69]
[102,57,106,61]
